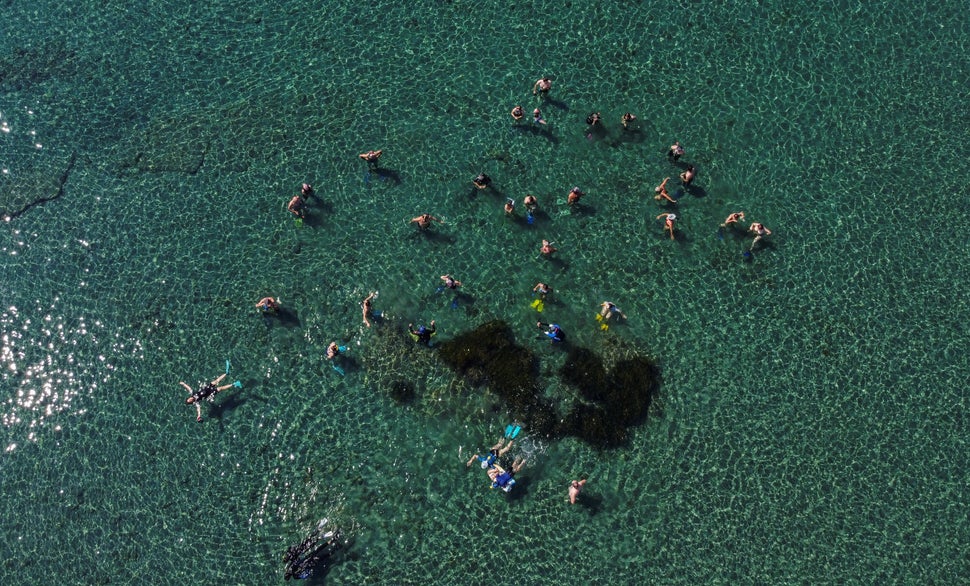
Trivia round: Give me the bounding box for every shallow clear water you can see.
[1,0,968,584]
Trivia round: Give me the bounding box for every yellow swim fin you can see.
[600,324,609,331]
[595,313,603,322]
[536,301,544,313]
[530,299,541,309]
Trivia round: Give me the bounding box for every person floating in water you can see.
[656,213,677,240]
[533,282,553,300]
[410,213,443,230]
[287,194,306,218]
[721,211,745,227]
[523,194,538,213]
[358,149,383,167]
[180,374,236,422]
[621,112,637,131]
[540,239,557,257]
[680,164,697,186]
[599,301,627,322]
[585,112,602,127]
[668,141,685,161]
[488,457,526,492]
[510,105,525,122]
[532,76,552,97]
[568,478,587,504]
[283,522,343,581]
[537,321,565,343]
[654,177,676,204]
[440,274,462,290]
[466,438,514,469]
[361,292,377,328]
[532,108,547,125]
[567,186,585,206]
[473,173,492,190]
[749,222,772,251]
[301,183,314,198]
[325,342,343,361]
[256,296,279,314]
[409,320,436,345]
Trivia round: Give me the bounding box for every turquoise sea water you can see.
[1,0,968,584]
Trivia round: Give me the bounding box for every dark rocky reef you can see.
[559,350,661,448]
[438,320,661,449]
[438,320,558,437]
[1,151,77,220]
[0,42,78,93]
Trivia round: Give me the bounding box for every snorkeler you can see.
[721,211,745,227]
[523,194,538,212]
[599,301,627,322]
[408,320,436,345]
[180,374,236,422]
[255,296,279,313]
[283,523,343,581]
[668,141,685,161]
[540,239,558,257]
[656,213,677,240]
[532,108,547,125]
[325,342,342,360]
[466,438,514,469]
[361,292,377,328]
[567,186,585,205]
[410,214,444,230]
[749,222,772,251]
[568,478,587,505]
[680,165,697,186]
[440,275,462,290]
[488,457,526,492]
[504,198,516,215]
[537,321,566,343]
[532,76,552,97]
[358,149,383,167]
[473,173,492,190]
[287,194,306,218]
[653,177,676,204]
[533,282,553,300]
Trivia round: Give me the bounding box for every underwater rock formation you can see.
[1,151,76,220]
[438,321,661,448]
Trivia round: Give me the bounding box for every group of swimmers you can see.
[465,427,588,503]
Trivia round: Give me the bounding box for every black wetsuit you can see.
[411,325,435,345]
[284,532,341,580]
[191,383,217,403]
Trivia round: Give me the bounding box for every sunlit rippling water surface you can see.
[1,0,968,584]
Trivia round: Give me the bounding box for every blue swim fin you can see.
[225,360,231,375]
[505,424,515,438]
[717,227,724,240]
[451,297,459,309]
[232,381,243,388]
[338,346,348,353]
[331,364,345,376]
[435,286,445,294]
[526,212,535,225]
[510,425,522,439]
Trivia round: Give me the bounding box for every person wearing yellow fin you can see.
[531,282,552,312]
[598,301,626,324]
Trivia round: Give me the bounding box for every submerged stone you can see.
[437,321,661,449]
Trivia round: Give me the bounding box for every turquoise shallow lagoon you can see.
[1,1,968,584]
